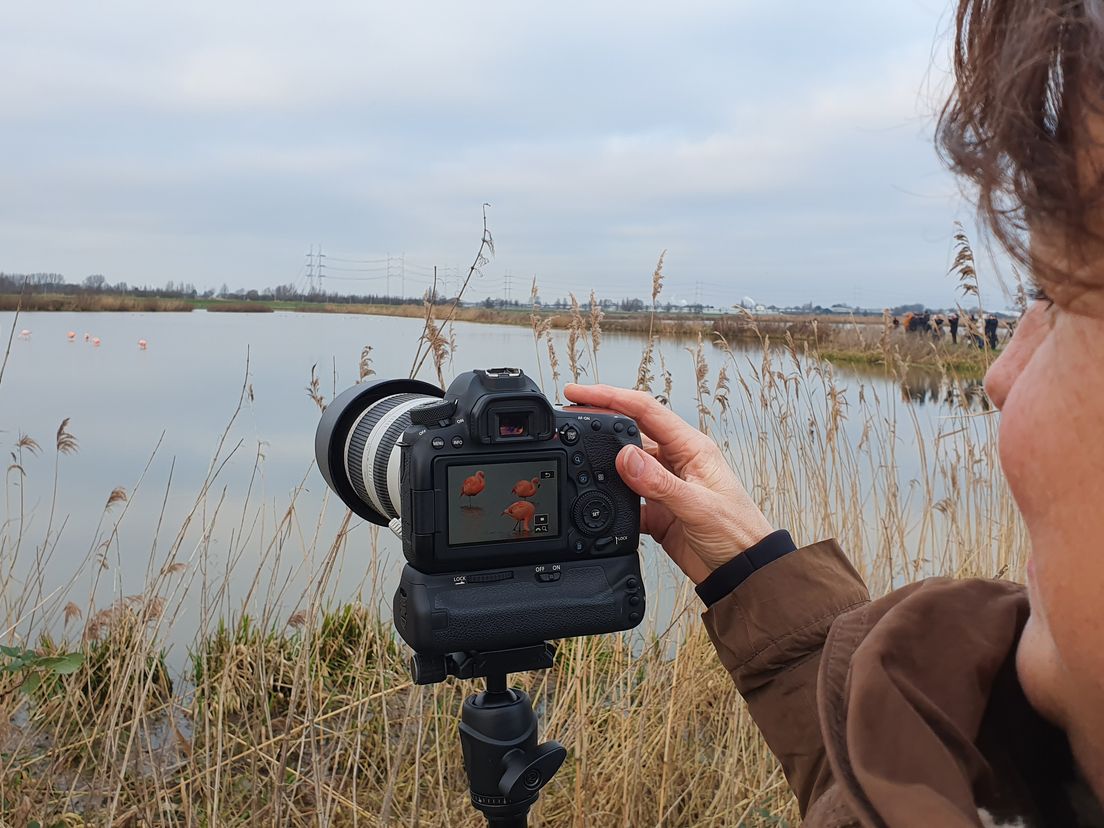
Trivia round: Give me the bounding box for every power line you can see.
[327,256,389,264]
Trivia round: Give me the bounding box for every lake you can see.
[0,310,994,665]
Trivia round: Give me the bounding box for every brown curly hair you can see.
[938,0,1104,296]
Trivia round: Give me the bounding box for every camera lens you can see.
[315,378,444,526]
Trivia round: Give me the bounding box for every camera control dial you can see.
[571,491,615,536]
[410,399,458,427]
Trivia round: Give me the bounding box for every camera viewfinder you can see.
[497,412,530,439]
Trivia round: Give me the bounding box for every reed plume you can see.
[421,291,451,390]
[55,419,78,455]
[567,293,586,383]
[588,289,603,384]
[358,345,375,381]
[306,365,326,412]
[635,251,667,392]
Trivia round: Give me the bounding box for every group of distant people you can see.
[891,310,1003,349]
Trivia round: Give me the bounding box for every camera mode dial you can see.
[410,399,458,427]
[571,491,615,536]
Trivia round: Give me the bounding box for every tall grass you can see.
[0,272,1023,826]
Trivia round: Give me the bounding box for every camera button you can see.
[613,421,625,433]
[627,577,638,590]
[577,472,590,485]
[574,540,588,553]
[451,436,464,449]
[590,420,602,431]
[536,571,561,583]
[628,595,641,607]
[594,471,608,484]
[572,492,614,535]
[431,437,445,449]
[627,425,638,437]
[561,426,580,445]
[571,452,585,466]
[594,536,615,551]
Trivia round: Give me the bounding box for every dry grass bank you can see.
[815,318,998,376]
[0,293,194,312]
[287,301,836,343]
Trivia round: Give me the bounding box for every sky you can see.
[0,1,1013,310]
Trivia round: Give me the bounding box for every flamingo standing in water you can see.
[18,329,30,339]
[459,471,485,505]
[138,339,148,350]
[91,337,101,347]
[511,477,540,499]
[66,331,76,341]
[502,501,537,534]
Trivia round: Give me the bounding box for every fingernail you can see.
[625,446,646,478]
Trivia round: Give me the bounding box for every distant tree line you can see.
[0,272,201,299]
[0,272,957,316]
[0,272,480,306]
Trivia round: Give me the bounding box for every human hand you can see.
[564,383,774,584]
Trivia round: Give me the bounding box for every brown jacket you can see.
[703,540,1104,827]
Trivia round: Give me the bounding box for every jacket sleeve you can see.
[701,539,869,815]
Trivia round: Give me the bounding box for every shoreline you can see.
[1,293,993,376]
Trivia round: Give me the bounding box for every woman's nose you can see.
[984,353,1014,410]
[982,301,1050,410]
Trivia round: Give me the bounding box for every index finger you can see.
[564,383,710,467]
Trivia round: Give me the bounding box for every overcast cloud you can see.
[0,1,1008,309]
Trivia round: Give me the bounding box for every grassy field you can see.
[0,299,1020,826]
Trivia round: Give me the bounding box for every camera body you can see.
[314,367,647,660]
[392,368,645,654]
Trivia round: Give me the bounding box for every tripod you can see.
[411,644,567,827]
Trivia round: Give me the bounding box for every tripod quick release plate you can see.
[410,643,557,686]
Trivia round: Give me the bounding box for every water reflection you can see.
[833,359,991,411]
[897,370,990,412]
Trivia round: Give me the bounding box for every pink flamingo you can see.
[459,471,485,505]
[511,477,540,499]
[66,331,76,341]
[138,339,148,350]
[18,329,30,339]
[84,333,90,342]
[92,337,101,347]
[502,501,536,534]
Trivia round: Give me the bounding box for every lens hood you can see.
[315,377,444,525]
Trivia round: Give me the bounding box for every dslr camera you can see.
[315,368,646,677]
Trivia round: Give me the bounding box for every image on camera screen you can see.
[447,460,559,546]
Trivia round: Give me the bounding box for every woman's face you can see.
[986,284,1104,768]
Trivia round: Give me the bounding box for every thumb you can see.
[616,445,709,523]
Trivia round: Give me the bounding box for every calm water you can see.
[0,311,985,662]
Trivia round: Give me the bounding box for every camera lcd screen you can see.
[447,460,559,546]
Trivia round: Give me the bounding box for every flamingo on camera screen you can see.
[459,471,485,505]
[511,477,540,498]
[502,500,536,534]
